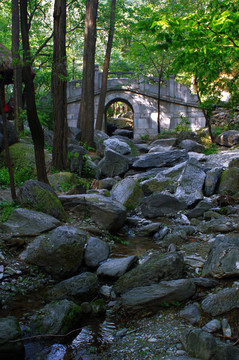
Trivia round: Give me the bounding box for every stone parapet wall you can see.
[211,107,239,127]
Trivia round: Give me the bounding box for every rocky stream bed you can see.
[1,129,239,359]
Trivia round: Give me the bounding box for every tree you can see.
[20,0,49,183]
[52,0,68,170]
[95,0,117,131]
[77,0,98,147]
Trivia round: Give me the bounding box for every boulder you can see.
[187,199,214,218]
[17,180,67,221]
[59,194,127,233]
[175,158,206,207]
[68,126,81,142]
[179,303,200,325]
[132,149,188,169]
[0,119,18,152]
[111,178,144,210]
[183,328,239,360]
[218,167,239,195]
[197,218,235,234]
[84,237,110,268]
[114,252,185,295]
[112,129,133,139]
[215,130,239,147]
[97,148,130,177]
[99,177,118,190]
[141,192,187,218]
[30,299,82,335]
[19,226,86,279]
[67,144,87,173]
[120,279,195,313]
[97,255,138,278]
[201,286,239,316]
[94,130,109,154]
[204,167,223,197]
[104,138,131,155]
[0,208,60,236]
[202,236,239,278]
[47,272,99,303]
[149,138,177,148]
[0,316,25,359]
[48,172,79,192]
[178,139,205,153]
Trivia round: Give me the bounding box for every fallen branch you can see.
[9,327,83,343]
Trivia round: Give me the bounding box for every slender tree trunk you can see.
[20,0,49,184]
[95,0,116,130]
[77,0,98,147]
[52,0,68,170]
[12,0,23,133]
[0,83,17,202]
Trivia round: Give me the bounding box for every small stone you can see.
[202,319,221,333]
[222,318,232,337]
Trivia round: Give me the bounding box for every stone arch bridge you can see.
[67,68,205,139]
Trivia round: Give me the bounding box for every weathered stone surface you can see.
[84,237,110,268]
[104,138,131,155]
[47,272,99,303]
[0,316,25,359]
[141,192,187,218]
[183,327,239,360]
[197,218,235,234]
[202,236,239,278]
[179,303,200,325]
[178,140,205,153]
[98,148,130,177]
[30,299,82,335]
[201,287,239,316]
[204,167,223,197]
[114,252,185,295]
[187,199,214,218]
[132,149,188,169]
[97,255,138,278]
[0,120,18,151]
[149,138,177,148]
[59,193,127,233]
[68,126,81,142]
[48,172,78,192]
[218,167,239,195]
[19,226,86,279]
[202,319,221,333]
[0,208,60,236]
[99,177,117,190]
[17,180,67,221]
[94,130,109,154]
[215,130,239,147]
[120,279,195,312]
[175,158,206,207]
[111,178,144,210]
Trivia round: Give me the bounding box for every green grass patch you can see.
[0,166,34,189]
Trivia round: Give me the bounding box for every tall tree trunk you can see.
[77,0,98,147]
[12,0,23,134]
[20,0,49,184]
[0,83,17,202]
[52,0,68,170]
[95,0,116,130]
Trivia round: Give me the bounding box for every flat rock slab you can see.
[0,208,60,236]
[132,149,188,169]
[120,279,196,312]
[97,255,138,278]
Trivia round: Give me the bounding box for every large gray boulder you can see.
[104,138,131,155]
[59,194,127,233]
[19,226,86,279]
[94,130,109,154]
[111,178,144,210]
[202,236,239,278]
[17,180,67,221]
[175,158,206,207]
[97,255,138,278]
[97,148,130,177]
[178,139,205,153]
[30,299,82,335]
[183,328,239,360]
[0,316,25,359]
[197,218,235,234]
[84,237,110,268]
[132,149,188,169]
[120,279,196,313]
[201,286,239,316]
[215,130,239,147]
[204,167,223,197]
[141,192,187,218]
[0,208,60,236]
[114,252,185,295]
[218,167,239,195]
[47,272,99,303]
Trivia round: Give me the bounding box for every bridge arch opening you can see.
[105,98,134,137]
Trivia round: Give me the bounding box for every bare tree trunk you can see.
[0,83,17,202]
[95,0,116,130]
[52,0,68,170]
[12,0,23,133]
[77,0,98,147]
[20,0,49,184]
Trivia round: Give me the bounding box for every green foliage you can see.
[36,96,54,130]
[0,166,34,189]
[203,143,218,155]
[174,114,191,132]
[82,154,94,179]
[0,201,18,222]
[139,134,150,141]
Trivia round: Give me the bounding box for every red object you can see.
[4,103,9,113]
